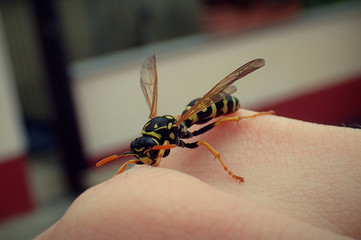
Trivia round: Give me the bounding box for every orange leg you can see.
[191,111,274,137]
[194,111,274,182]
[116,159,142,175]
[152,140,173,167]
[214,110,275,127]
[197,140,244,182]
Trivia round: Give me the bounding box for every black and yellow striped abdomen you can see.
[181,92,240,128]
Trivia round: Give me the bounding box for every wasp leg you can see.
[152,140,171,167]
[180,140,244,182]
[116,159,142,175]
[214,110,275,127]
[191,110,274,137]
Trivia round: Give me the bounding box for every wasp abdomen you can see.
[182,93,240,128]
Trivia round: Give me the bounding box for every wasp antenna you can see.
[96,153,136,167]
[154,144,177,150]
[144,144,177,153]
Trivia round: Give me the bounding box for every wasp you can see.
[96,55,273,182]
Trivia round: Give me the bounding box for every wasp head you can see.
[130,136,162,165]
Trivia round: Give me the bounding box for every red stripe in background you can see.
[89,74,361,166]
[257,75,361,126]
[0,155,34,223]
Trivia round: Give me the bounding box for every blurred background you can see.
[0,0,360,238]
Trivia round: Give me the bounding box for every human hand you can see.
[35,109,361,239]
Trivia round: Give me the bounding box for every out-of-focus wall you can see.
[73,7,361,160]
[0,18,26,160]
[0,10,33,221]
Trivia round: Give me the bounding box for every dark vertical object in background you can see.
[30,0,86,195]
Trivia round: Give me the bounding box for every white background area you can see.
[72,8,361,159]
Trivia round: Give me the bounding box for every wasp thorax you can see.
[143,115,177,133]
[141,115,182,146]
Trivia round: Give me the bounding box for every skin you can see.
[35,109,361,240]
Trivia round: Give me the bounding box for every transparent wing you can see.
[176,58,265,125]
[140,54,158,119]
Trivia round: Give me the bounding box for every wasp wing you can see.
[175,59,265,125]
[140,54,158,119]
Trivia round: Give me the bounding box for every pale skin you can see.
[35,109,361,240]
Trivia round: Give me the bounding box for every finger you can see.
[162,109,361,238]
[34,221,58,240]
[44,167,349,240]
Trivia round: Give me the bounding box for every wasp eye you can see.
[131,137,157,148]
[130,137,158,156]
